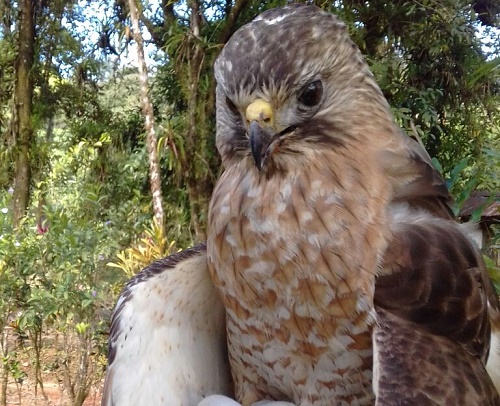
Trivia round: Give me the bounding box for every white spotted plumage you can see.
[101,245,231,406]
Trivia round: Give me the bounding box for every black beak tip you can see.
[252,152,264,171]
[249,121,267,170]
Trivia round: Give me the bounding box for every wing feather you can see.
[101,244,232,406]
[373,133,500,402]
[373,202,499,404]
[377,208,491,360]
[373,308,500,405]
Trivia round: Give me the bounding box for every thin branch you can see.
[139,13,164,47]
[162,0,176,28]
[219,0,251,44]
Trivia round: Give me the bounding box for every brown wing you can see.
[373,206,499,404]
[376,215,491,360]
[373,308,500,406]
[373,132,500,404]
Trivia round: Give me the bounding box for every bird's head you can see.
[214,5,395,173]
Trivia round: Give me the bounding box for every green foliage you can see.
[107,222,178,279]
[0,177,116,384]
[485,251,500,294]
[2,352,27,383]
[0,119,157,403]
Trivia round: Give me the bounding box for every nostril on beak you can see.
[261,115,271,125]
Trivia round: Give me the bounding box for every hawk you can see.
[101,5,500,406]
[207,4,500,406]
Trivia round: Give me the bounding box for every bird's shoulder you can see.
[380,133,453,219]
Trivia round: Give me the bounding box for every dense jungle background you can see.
[0,0,499,404]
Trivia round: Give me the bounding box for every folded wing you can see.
[101,243,232,406]
[374,135,500,404]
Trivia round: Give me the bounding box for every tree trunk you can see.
[12,0,35,227]
[182,0,251,240]
[128,0,165,235]
[0,327,8,406]
[185,0,207,240]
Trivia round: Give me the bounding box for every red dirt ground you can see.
[6,379,103,406]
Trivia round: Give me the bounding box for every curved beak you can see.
[246,99,275,170]
[249,121,274,170]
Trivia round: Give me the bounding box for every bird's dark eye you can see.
[298,80,323,107]
[226,96,239,115]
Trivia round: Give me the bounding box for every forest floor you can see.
[6,380,103,406]
[3,327,105,406]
